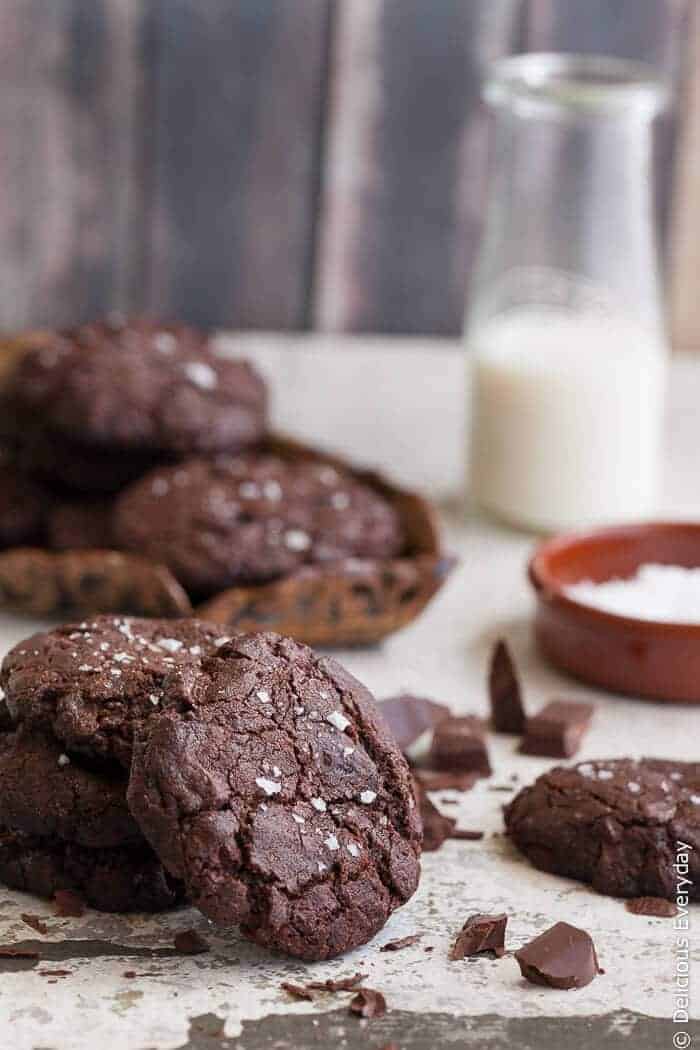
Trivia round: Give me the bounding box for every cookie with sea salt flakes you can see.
[112,453,403,595]
[505,758,700,900]
[0,615,227,769]
[127,632,421,960]
[3,318,267,457]
[0,725,139,848]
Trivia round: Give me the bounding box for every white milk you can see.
[468,310,667,532]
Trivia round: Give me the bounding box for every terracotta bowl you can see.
[529,522,700,704]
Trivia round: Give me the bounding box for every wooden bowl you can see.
[529,522,700,704]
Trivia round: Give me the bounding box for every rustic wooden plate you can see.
[0,334,452,643]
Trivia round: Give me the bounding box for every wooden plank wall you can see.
[0,0,693,337]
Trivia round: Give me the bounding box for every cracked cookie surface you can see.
[113,453,403,595]
[505,758,700,900]
[128,632,422,960]
[1,615,228,768]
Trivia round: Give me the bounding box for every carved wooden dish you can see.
[0,335,453,644]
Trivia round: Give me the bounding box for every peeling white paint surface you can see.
[1,512,698,1048]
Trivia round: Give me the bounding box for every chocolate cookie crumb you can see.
[174,930,210,955]
[21,914,49,935]
[380,934,422,952]
[349,988,387,1018]
[515,921,599,989]
[489,641,525,734]
[626,897,678,918]
[449,914,507,960]
[520,700,594,758]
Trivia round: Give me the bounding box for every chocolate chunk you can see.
[428,716,491,777]
[174,930,210,955]
[450,829,484,841]
[626,897,678,918]
[489,641,525,733]
[413,769,478,792]
[379,694,450,753]
[414,780,456,852]
[21,914,49,935]
[52,889,85,917]
[380,934,422,952]
[450,913,507,960]
[515,921,600,989]
[349,988,387,1018]
[520,700,594,759]
[281,982,315,1001]
[307,972,367,993]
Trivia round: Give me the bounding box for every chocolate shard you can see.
[380,934,422,952]
[413,778,456,852]
[378,694,450,754]
[281,981,315,1001]
[21,914,48,935]
[307,972,366,992]
[174,930,210,955]
[515,921,600,989]
[520,700,594,759]
[626,897,678,918]
[450,913,508,960]
[349,988,387,1018]
[450,828,484,841]
[489,640,526,734]
[428,716,491,777]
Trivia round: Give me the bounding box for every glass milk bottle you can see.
[467,54,670,533]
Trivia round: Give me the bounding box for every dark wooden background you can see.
[0,0,690,336]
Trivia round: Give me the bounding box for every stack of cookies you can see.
[0,317,404,609]
[0,616,422,960]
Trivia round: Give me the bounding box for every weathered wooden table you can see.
[2,345,700,1049]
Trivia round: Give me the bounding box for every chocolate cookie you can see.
[505,759,700,900]
[1,616,227,768]
[0,825,183,913]
[0,726,139,848]
[0,463,49,546]
[4,318,266,460]
[113,454,404,595]
[127,632,421,960]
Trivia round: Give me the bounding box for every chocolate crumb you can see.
[380,934,422,952]
[174,929,210,955]
[281,981,315,1001]
[53,890,85,917]
[450,914,507,960]
[21,914,48,935]
[515,921,600,989]
[626,897,678,918]
[489,640,526,733]
[308,972,367,993]
[38,969,70,978]
[349,988,387,1018]
[450,829,484,841]
[379,695,450,753]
